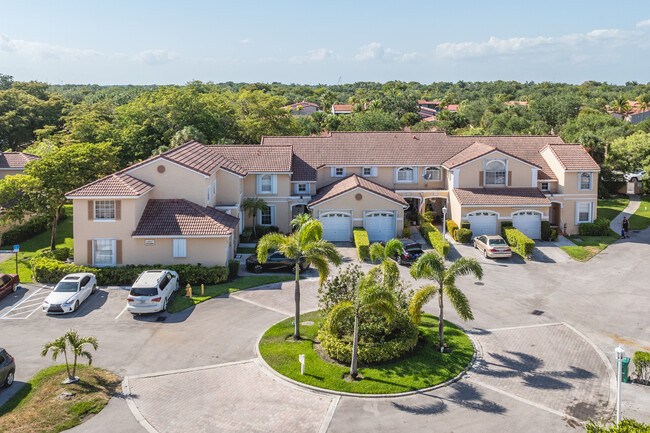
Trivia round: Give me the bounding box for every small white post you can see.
[615,345,625,426]
[299,354,305,375]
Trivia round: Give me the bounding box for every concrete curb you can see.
[122,377,158,433]
[254,315,480,399]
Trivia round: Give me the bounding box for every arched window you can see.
[423,166,442,181]
[397,167,414,182]
[485,160,506,185]
[259,174,273,193]
[579,172,592,190]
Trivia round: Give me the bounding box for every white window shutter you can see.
[272,175,277,194]
[271,206,276,225]
[330,167,335,177]
[173,239,187,258]
[412,167,418,183]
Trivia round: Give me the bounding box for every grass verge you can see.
[597,196,630,222]
[0,364,120,433]
[259,311,474,394]
[561,230,621,262]
[629,196,650,231]
[167,274,296,313]
[236,247,257,254]
[0,205,73,283]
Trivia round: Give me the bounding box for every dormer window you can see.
[295,183,309,195]
[579,172,592,191]
[485,160,506,186]
[396,167,415,183]
[362,167,377,177]
[423,166,442,181]
[331,167,346,177]
[540,182,550,192]
[256,174,276,194]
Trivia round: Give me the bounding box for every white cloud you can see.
[436,29,641,60]
[240,38,250,44]
[355,42,384,61]
[289,48,335,64]
[0,33,100,61]
[636,19,650,28]
[133,49,179,65]
[355,42,421,63]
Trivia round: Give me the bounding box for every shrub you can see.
[501,221,513,228]
[550,228,558,241]
[52,247,71,262]
[502,227,535,258]
[446,219,459,239]
[353,228,370,261]
[421,222,449,255]
[420,222,434,238]
[456,228,473,243]
[30,257,96,283]
[419,211,434,224]
[1,210,67,247]
[541,221,551,241]
[239,225,280,242]
[402,225,411,238]
[633,351,650,385]
[460,222,470,229]
[228,260,240,281]
[317,264,362,312]
[240,228,254,243]
[578,218,611,236]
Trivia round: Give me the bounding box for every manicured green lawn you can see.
[167,274,296,313]
[259,311,474,394]
[597,196,629,222]
[0,364,120,433]
[0,205,73,282]
[561,231,621,262]
[629,196,650,231]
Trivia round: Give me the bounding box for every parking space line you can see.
[10,301,45,311]
[0,286,49,319]
[115,305,128,320]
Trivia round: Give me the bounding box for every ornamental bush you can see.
[460,222,471,229]
[446,220,459,239]
[402,225,412,238]
[541,221,551,241]
[1,210,68,247]
[578,218,611,236]
[353,228,370,261]
[633,351,650,385]
[502,227,535,258]
[228,260,240,280]
[455,228,473,243]
[427,225,450,256]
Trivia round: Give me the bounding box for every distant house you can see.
[418,100,442,110]
[606,101,650,125]
[445,104,459,113]
[0,152,39,180]
[331,104,353,115]
[284,101,321,116]
[505,101,528,107]
[418,106,438,120]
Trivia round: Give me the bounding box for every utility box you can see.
[622,357,630,383]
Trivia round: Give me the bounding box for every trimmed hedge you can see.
[550,228,558,241]
[30,257,229,286]
[455,228,473,243]
[421,222,449,256]
[228,260,240,280]
[318,318,419,364]
[402,225,411,238]
[502,227,535,258]
[446,220,459,240]
[541,221,551,241]
[353,228,370,261]
[240,225,280,242]
[460,222,471,230]
[578,218,611,236]
[1,210,67,247]
[633,351,650,384]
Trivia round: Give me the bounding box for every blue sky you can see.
[1,0,649,85]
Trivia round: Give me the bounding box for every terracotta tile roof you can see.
[543,144,600,171]
[606,101,650,116]
[452,188,551,206]
[261,132,565,181]
[209,145,292,172]
[284,101,320,110]
[418,100,441,105]
[332,104,353,112]
[66,173,154,197]
[0,152,39,169]
[446,104,459,111]
[505,101,528,106]
[422,116,437,122]
[443,142,497,168]
[308,174,408,208]
[132,199,238,237]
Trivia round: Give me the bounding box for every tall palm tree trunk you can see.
[72,354,78,378]
[63,350,72,380]
[351,313,359,378]
[438,285,445,349]
[293,264,300,339]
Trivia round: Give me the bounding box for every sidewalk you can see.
[609,194,641,233]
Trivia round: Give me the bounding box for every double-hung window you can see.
[95,200,115,220]
[576,202,593,224]
[579,173,592,191]
[259,206,275,226]
[93,239,116,266]
[485,160,506,186]
[331,167,346,177]
[362,167,377,177]
[396,167,414,183]
[296,184,309,194]
[257,174,276,194]
[423,166,442,181]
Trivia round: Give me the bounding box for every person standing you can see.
[622,216,630,238]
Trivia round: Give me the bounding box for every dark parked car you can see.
[0,348,15,388]
[0,274,19,302]
[245,252,309,274]
[391,239,424,265]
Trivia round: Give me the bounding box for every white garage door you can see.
[365,211,396,242]
[467,211,498,237]
[512,211,541,240]
[320,212,351,241]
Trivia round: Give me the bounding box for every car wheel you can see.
[397,256,403,265]
[4,370,14,387]
[91,284,96,294]
[484,250,488,258]
[253,264,264,274]
[74,301,79,312]
[11,284,17,293]
[162,298,168,312]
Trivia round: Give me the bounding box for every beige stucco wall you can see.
[128,237,230,267]
[562,172,598,195]
[242,199,292,234]
[549,197,598,235]
[456,152,536,188]
[127,160,211,205]
[316,166,446,191]
[459,206,550,220]
[214,170,242,206]
[0,169,25,180]
[540,148,566,190]
[243,173,292,197]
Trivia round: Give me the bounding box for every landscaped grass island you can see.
[258,311,474,395]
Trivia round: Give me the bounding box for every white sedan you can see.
[43,273,97,314]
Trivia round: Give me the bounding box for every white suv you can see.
[625,170,646,183]
[127,270,179,314]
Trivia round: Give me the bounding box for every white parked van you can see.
[126,270,179,314]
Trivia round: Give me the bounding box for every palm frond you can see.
[360,283,396,322]
[256,232,288,263]
[303,240,343,266]
[410,251,445,281]
[298,219,324,244]
[80,350,94,365]
[383,238,404,260]
[447,257,483,281]
[381,259,400,290]
[409,284,438,324]
[327,301,355,335]
[291,213,312,230]
[368,242,385,263]
[308,255,331,286]
[443,283,474,321]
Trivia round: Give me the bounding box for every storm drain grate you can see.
[156,316,167,322]
[531,310,544,316]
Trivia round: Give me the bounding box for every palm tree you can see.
[368,239,403,289]
[41,330,99,383]
[327,274,396,378]
[257,219,342,339]
[241,197,269,240]
[291,212,312,230]
[611,95,630,115]
[409,252,483,349]
[637,94,650,122]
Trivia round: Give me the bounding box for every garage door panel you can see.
[512,212,541,240]
[320,212,351,241]
[467,212,498,237]
[365,211,395,242]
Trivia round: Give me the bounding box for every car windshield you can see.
[404,245,422,252]
[130,287,159,297]
[54,281,78,292]
[489,239,507,246]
